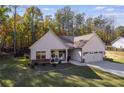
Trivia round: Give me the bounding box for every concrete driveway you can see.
[70,60,124,78]
[86,61,124,78]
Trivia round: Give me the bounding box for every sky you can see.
[15,5,124,27]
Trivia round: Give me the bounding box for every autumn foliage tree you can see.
[0,5,124,54]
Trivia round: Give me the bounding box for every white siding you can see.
[82,35,105,52]
[69,49,82,62]
[82,35,105,63]
[30,31,66,60]
[112,38,124,48]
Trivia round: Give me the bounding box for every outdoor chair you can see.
[50,58,58,67]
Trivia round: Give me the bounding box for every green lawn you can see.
[0,57,124,87]
[106,51,124,64]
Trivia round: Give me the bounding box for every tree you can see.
[25,6,43,43]
[0,5,122,52]
[12,5,17,55]
[74,13,85,35]
[93,15,115,45]
[115,26,124,37]
[55,9,63,33]
[85,17,94,34]
[0,5,10,53]
[55,6,74,35]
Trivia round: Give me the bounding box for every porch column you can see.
[46,50,51,59]
[31,50,36,60]
[66,48,68,62]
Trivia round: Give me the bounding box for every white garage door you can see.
[84,53,103,63]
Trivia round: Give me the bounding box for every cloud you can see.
[105,12,124,16]
[95,6,115,12]
[106,8,114,12]
[42,8,55,11]
[95,6,105,10]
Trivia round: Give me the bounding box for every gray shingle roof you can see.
[59,36,75,43]
[59,33,95,48]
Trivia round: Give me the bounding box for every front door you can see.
[51,49,66,61]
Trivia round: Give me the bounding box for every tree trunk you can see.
[13,6,17,55]
[31,14,35,44]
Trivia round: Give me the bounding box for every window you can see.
[83,52,88,55]
[90,52,94,54]
[59,50,66,60]
[51,50,66,60]
[99,51,103,53]
[51,51,56,58]
[59,50,65,57]
[36,51,46,59]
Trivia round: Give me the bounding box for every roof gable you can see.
[111,37,124,44]
[29,31,67,49]
[82,33,105,52]
[112,37,124,48]
[30,31,104,49]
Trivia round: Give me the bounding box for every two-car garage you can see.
[83,51,104,63]
[69,49,104,63]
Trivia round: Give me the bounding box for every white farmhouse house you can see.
[111,37,124,49]
[29,31,105,63]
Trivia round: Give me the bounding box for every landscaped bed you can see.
[0,57,124,87]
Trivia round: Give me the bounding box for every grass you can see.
[105,51,124,64]
[0,56,124,87]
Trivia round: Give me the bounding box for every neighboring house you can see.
[29,31,105,63]
[111,37,124,49]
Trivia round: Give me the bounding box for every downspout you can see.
[81,48,83,63]
[81,48,85,63]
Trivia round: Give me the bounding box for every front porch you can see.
[34,48,69,63]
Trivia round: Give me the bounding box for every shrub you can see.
[104,57,113,61]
